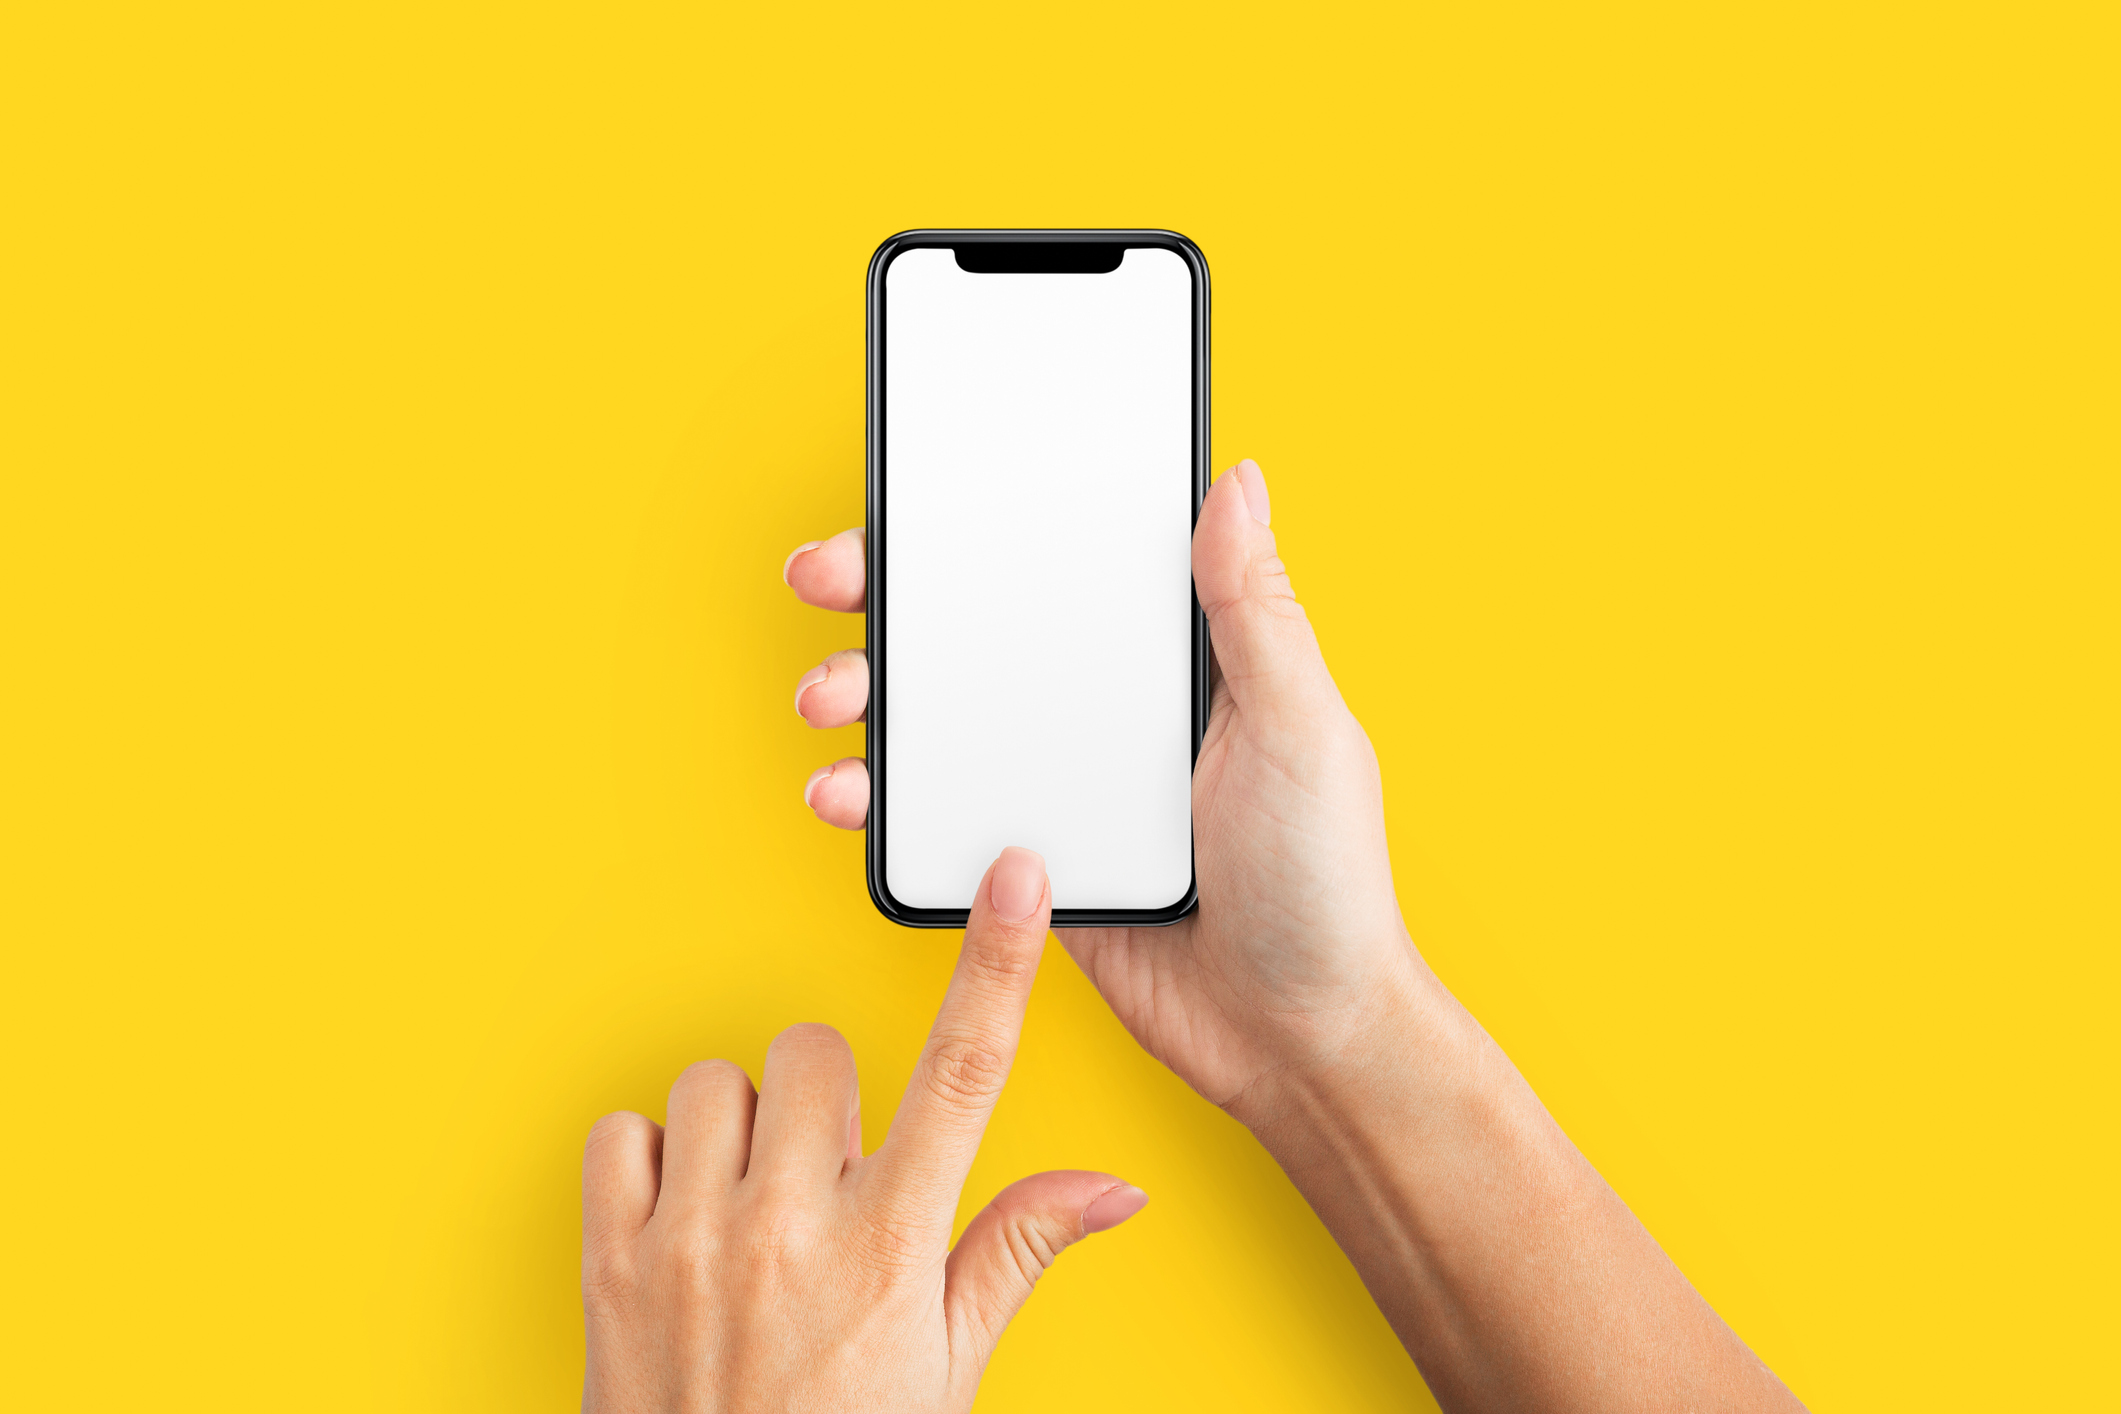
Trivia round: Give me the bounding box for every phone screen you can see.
[872,238,1201,921]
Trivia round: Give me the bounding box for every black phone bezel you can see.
[863,228,1210,929]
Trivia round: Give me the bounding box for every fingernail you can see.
[1082,1184,1149,1234]
[782,541,824,585]
[1234,459,1271,526]
[803,763,833,809]
[794,661,830,717]
[989,846,1047,922]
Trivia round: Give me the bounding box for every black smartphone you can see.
[865,229,1209,928]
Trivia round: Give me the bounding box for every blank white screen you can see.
[883,246,1193,911]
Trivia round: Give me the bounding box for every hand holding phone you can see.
[790,459,1417,1111]
[786,464,1806,1414]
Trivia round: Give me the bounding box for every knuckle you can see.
[767,1024,856,1077]
[585,1110,652,1149]
[669,1226,725,1288]
[669,1058,750,1106]
[1002,1212,1064,1289]
[920,1037,1009,1112]
[961,932,1039,987]
[771,1021,849,1052]
[580,1242,637,1309]
[735,1207,821,1276]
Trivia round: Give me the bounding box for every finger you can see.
[747,1023,861,1191]
[868,848,1051,1216]
[1192,460,1344,723]
[784,527,866,611]
[655,1060,756,1216]
[944,1171,1148,1369]
[794,649,869,729]
[583,1112,663,1269]
[802,756,869,829]
[1230,455,1272,525]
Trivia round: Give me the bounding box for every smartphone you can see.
[865,229,1209,928]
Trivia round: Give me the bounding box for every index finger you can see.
[865,847,1052,1218]
[783,527,866,611]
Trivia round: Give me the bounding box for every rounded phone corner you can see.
[1138,229,1209,285]
[865,863,967,930]
[867,230,934,289]
[1048,877,1200,930]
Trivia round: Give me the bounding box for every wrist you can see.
[1226,947,1492,1159]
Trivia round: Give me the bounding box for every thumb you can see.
[943,1170,1149,1367]
[1193,460,1343,721]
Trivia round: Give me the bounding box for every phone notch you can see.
[952,243,1125,274]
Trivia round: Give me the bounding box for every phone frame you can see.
[864,228,1210,929]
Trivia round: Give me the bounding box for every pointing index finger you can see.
[784,527,866,611]
[867,847,1052,1218]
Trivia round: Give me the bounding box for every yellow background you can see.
[3,2,2114,1409]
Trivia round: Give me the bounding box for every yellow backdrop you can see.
[3,2,2113,1409]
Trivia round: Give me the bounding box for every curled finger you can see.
[803,756,869,829]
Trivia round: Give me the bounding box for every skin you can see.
[583,846,1150,1412]
[587,459,1806,1412]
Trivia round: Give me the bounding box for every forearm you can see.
[1233,954,1801,1414]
